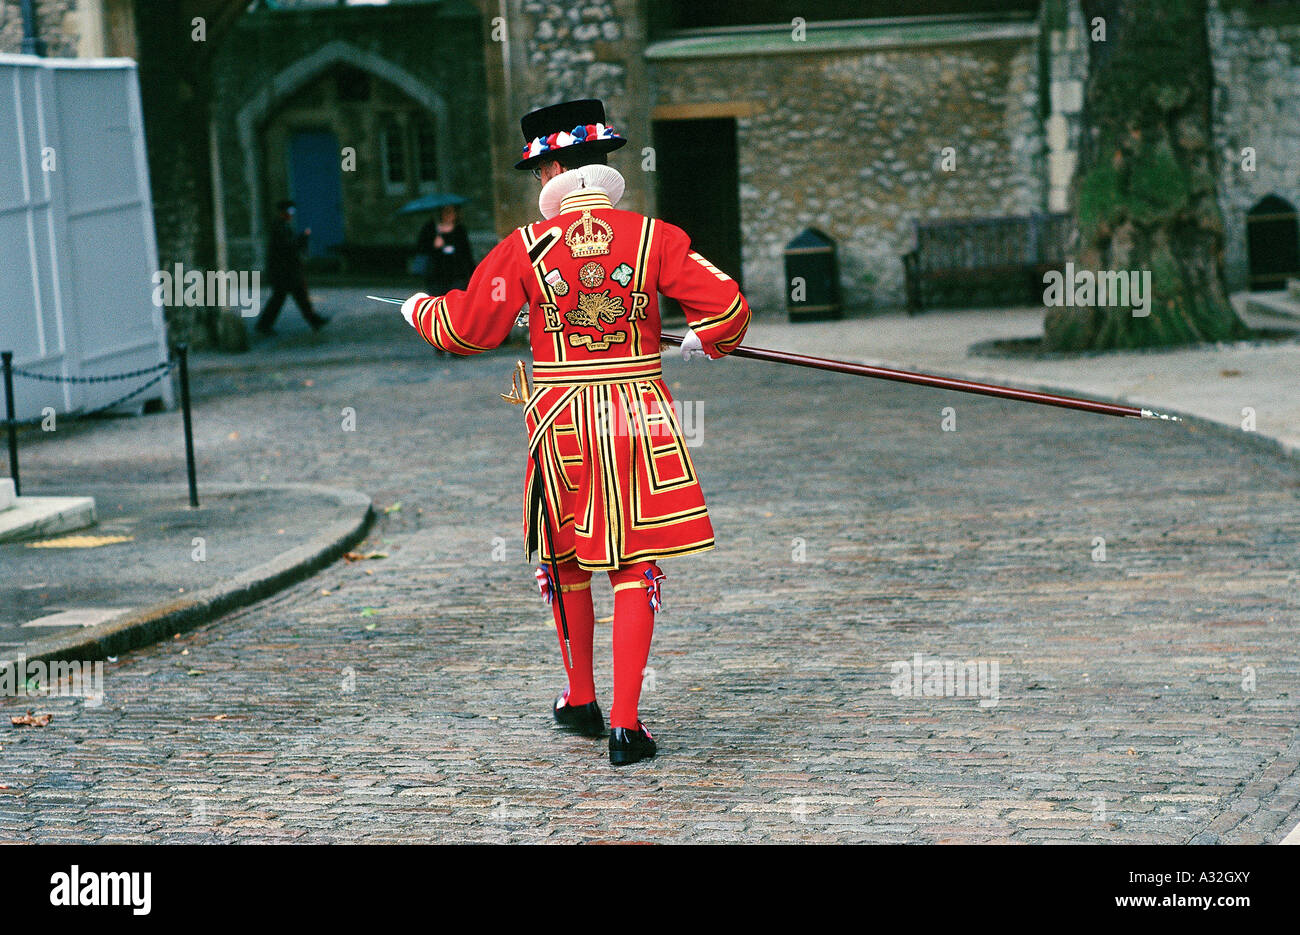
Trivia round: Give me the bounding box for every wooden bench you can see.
[902,213,1072,314]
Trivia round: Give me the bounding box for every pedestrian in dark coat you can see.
[256,199,329,335]
[415,205,475,297]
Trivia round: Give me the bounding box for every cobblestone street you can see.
[3,308,1299,843]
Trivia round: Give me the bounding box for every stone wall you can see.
[209,2,491,273]
[1208,0,1300,291]
[481,0,654,238]
[0,0,80,57]
[647,23,1046,313]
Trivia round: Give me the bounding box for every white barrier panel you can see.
[0,52,173,422]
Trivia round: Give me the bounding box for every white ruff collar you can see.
[538,166,626,219]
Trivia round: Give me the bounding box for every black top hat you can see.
[515,98,627,171]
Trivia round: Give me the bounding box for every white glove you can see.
[400,292,430,327]
[680,328,708,361]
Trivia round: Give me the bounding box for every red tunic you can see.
[410,187,750,571]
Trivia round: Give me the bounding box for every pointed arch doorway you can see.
[1246,194,1299,290]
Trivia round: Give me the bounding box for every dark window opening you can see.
[382,117,406,189]
[334,64,371,103]
[416,121,438,186]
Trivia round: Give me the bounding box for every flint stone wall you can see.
[1209,0,1300,292]
[647,29,1045,314]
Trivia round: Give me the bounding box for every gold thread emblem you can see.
[565,290,625,329]
[578,262,605,288]
[565,210,613,258]
[569,331,627,351]
[543,269,569,296]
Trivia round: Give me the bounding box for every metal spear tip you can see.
[365,295,405,305]
[1139,408,1182,422]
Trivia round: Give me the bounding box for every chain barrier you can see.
[9,360,173,385]
[2,359,176,428]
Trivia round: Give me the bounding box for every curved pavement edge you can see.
[1,483,374,672]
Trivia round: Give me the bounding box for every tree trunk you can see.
[1043,0,1248,351]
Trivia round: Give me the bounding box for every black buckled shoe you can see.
[553,692,605,738]
[609,723,657,766]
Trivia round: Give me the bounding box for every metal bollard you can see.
[176,344,199,508]
[2,351,18,497]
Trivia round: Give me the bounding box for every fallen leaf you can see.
[597,615,614,624]
[1219,369,1241,378]
[384,501,402,514]
[364,623,377,631]
[228,431,239,441]
[11,711,51,727]
[364,569,374,576]
[359,607,379,617]
[303,379,315,387]
[187,669,204,676]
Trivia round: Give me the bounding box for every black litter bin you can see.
[784,227,842,322]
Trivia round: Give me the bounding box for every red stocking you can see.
[547,560,596,706]
[608,562,663,729]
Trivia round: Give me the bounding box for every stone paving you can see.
[2,295,1298,843]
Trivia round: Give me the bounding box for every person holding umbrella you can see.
[395,99,751,766]
[407,195,475,297]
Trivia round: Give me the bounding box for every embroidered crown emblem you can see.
[565,210,614,258]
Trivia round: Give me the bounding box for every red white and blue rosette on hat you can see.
[516,122,624,169]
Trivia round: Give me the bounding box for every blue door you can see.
[289,130,344,259]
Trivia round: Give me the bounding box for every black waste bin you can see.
[784,227,842,322]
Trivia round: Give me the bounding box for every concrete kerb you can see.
[0,483,373,675]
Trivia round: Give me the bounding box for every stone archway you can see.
[234,40,450,266]
[1246,194,1300,290]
